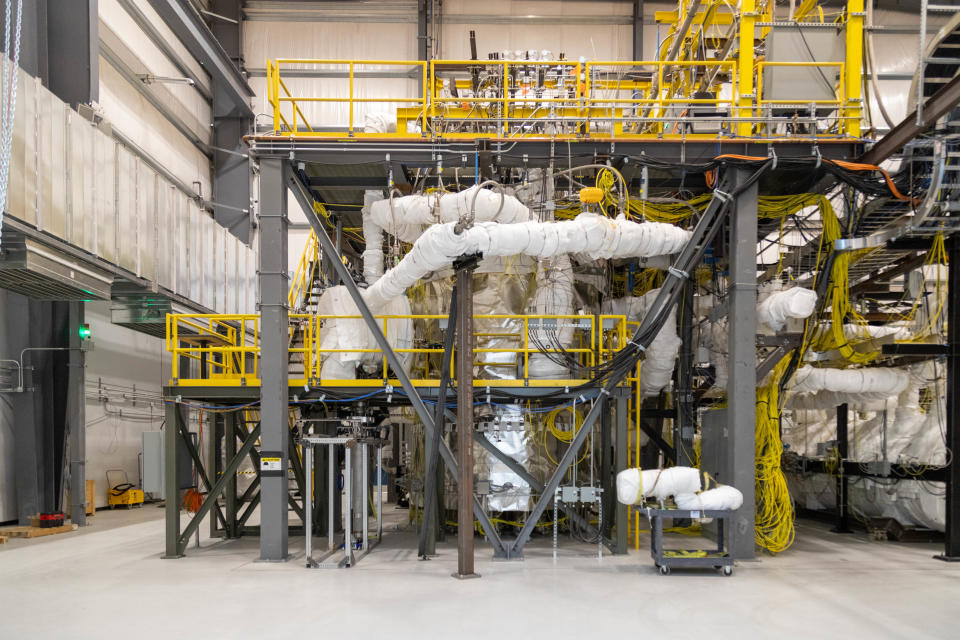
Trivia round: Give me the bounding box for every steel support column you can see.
[225,412,238,538]
[47,0,98,107]
[454,264,477,578]
[417,0,428,96]
[632,0,644,60]
[420,293,457,558]
[258,158,290,562]
[727,167,758,559]
[614,391,629,554]
[210,0,252,241]
[936,235,960,561]
[832,403,853,533]
[67,302,86,526]
[163,401,182,558]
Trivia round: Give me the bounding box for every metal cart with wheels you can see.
[642,506,735,576]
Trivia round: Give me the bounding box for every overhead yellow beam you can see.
[654,10,734,26]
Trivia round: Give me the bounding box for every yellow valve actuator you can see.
[579,187,604,204]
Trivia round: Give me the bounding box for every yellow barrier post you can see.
[844,0,863,137]
[737,0,756,137]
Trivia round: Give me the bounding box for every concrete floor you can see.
[1,506,958,639]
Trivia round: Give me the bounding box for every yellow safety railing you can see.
[166,313,633,389]
[288,230,319,311]
[267,59,429,136]
[262,1,866,140]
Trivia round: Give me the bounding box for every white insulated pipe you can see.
[757,287,818,331]
[363,213,691,310]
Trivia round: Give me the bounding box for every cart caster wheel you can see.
[722,566,733,576]
[658,565,670,576]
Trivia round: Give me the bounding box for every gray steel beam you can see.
[117,0,213,102]
[47,0,98,107]
[258,158,290,561]
[210,0,253,243]
[287,169,507,556]
[860,73,960,165]
[727,167,758,560]
[177,422,263,554]
[99,28,211,156]
[420,293,457,557]
[632,0,644,60]
[614,393,628,554]
[67,302,86,526]
[163,401,182,558]
[146,0,254,119]
[417,0,428,97]
[936,235,960,560]
[176,415,228,529]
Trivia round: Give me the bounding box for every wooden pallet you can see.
[1,524,77,539]
[0,535,7,544]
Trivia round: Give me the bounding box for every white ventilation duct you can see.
[361,190,385,284]
[363,213,691,310]
[757,287,818,331]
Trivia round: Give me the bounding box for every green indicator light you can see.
[78,324,92,340]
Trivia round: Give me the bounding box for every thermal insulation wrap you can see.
[616,467,702,505]
[757,287,818,331]
[363,213,691,310]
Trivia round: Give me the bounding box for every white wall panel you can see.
[68,112,96,253]
[36,86,68,240]
[8,70,36,227]
[138,165,157,281]
[95,136,117,264]
[116,147,138,272]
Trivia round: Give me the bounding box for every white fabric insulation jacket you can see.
[361,190,386,284]
[367,185,533,243]
[616,467,702,505]
[757,287,818,331]
[363,212,692,310]
[790,365,910,397]
[675,485,744,511]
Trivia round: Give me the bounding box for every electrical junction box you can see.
[561,486,579,503]
[142,431,194,498]
[579,486,599,503]
[476,480,491,495]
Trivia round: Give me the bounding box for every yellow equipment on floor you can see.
[106,469,144,508]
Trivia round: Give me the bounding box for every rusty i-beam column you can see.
[454,257,479,579]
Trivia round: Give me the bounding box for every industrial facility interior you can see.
[2,0,960,638]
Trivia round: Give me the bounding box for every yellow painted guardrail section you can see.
[263,1,865,141]
[166,313,632,389]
